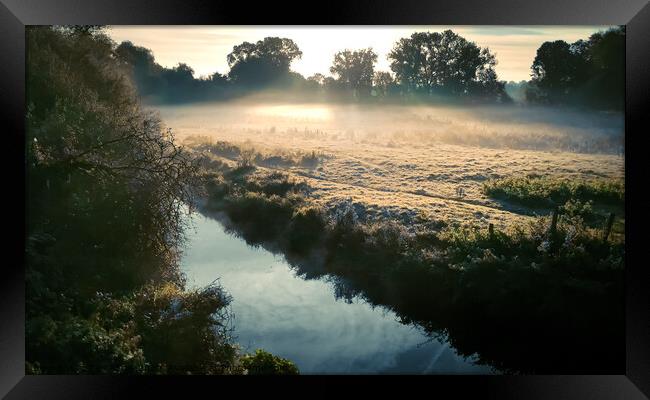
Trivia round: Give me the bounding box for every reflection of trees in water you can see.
[197,204,623,374]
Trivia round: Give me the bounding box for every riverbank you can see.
[192,144,624,374]
[25,26,299,376]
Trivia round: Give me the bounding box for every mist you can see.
[154,98,624,155]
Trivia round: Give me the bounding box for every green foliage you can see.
[482,175,624,208]
[240,350,299,375]
[26,26,293,375]
[288,207,327,253]
[26,314,146,374]
[125,283,241,374]
[559,198,597,224]
[437,216,623,272]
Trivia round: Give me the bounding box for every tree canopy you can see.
[526,26,624,110]
[388,30,509,102]
[111,28,624,108]
[329,48,378,98]
[227,37,302,87]
[372,71,397,98]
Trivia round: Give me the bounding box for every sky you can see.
[107,26,614,83]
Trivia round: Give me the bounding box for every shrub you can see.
[25,314,146,374]
[287,207,327,253]
[240,349,299,375]
[245,171,304,197]
[483,176,624,208]
[128,282,240,375]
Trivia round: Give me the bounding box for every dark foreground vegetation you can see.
[194,149,624,374]
[26,26,297,375]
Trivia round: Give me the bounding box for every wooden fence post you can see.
[549,207,559,236]
[488,223,494,239]
[603,212,615,243]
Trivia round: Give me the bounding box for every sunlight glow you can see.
[253,104,332,121]
[107,26,614,82]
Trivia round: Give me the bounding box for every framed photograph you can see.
[2,0,648,397]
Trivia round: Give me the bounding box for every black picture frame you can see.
[1,0,648,398]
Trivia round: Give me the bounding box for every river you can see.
[180,211,492,374]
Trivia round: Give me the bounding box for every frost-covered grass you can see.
[187,136,327,169]
[188,140,623,232]
[169,102,624,232]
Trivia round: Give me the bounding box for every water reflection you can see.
[181,212,491,374]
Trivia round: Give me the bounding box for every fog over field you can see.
[26,25,627,376]
[156,100,624,228]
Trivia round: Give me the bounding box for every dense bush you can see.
[483,175,624,208]
[287,207,327,253]
[240,350,299,375]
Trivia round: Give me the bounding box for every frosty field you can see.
[157,101,625,230]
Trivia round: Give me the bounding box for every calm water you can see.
[180,212,492,374]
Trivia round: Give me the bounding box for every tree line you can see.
[116,26,624,110]
[115,30,511,104]
[505,26,624,110]
[527,26,624,110]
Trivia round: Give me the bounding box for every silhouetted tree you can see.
[307,73,326,86]
[583,26,625,109]
[322,76,344,93]
[526,26,624,110]
[388,30,509,101]
[161,62,194,89]
[117,41,231,103]
[227,37,302,88]
[504,80,530,103]
[116,41,165,97]
[329,48,378,99]
[372,71,397,98]
[299,73,323,93]
[527,40,585,104]
[63,25,104,35]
